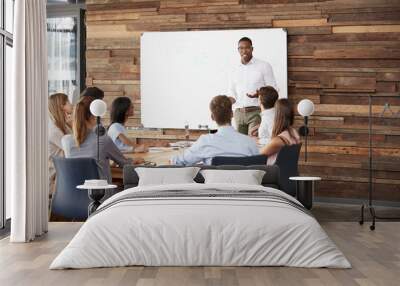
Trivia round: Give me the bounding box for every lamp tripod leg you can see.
[369,206,376,231]
[305,116,308,162]
[359,204,364,225]
[97,117,101,162]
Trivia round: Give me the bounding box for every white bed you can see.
[50,183,350,269]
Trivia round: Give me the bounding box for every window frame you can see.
[1,0,14,231]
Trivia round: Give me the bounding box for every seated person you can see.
[48,93,73,196]
[259,99,301,165]
[80,86,104,100]
[171,95,259,165]
[107,96,147,153]
[62,96,140,183]
[250,86,278,144]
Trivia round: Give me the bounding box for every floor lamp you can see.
[89,99,107,161]
[297,99,315,162]
[87,99,108,214]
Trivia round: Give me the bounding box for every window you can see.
[1,0,14,230]
[47,16,79,102]
[47,1,85,104]
[5,0,13,33]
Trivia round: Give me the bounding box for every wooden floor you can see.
[1,220,399,286]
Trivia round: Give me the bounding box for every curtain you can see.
[8,0,48,242]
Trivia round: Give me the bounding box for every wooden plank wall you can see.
[85,0,400,202]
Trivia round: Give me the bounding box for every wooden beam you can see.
[333,25,400,33]
[272,18,328,27]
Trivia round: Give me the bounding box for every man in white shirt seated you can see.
[250,86,279,145]
[171,95,260,166]
[228,37,277,136]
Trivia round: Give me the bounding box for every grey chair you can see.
[211,155,268,166]
[274,143,302,197]
[51,157,100,221]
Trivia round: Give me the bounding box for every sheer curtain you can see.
[47,17,78,103]
[8,0,48,242]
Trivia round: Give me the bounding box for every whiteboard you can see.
[141,28,287,129]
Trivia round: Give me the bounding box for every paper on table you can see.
[148,147,176,153]
[169,141,194,148]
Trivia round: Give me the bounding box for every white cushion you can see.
[200,169,266,185]
[135,167,201,186]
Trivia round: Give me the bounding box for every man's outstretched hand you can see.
[249,124,260,137]
[246,89,259,98]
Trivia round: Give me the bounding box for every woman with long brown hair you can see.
[61,96,138,183]
[260,98,300,165]
[48,93,73,195]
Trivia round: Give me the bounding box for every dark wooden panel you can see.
[328,11,400,25]
[314,48,400,59]
[315,181,400,201]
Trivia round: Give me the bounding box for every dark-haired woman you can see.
[61,96,139,183]
[107,97,147,153]
[259,99,300,165]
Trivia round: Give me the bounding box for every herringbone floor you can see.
[1,220,399,286]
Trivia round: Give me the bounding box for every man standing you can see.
[229,37,277,135]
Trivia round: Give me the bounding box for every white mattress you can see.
[50,183,351,269]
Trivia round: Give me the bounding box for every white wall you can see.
[141,28,287,129]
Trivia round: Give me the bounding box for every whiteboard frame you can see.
[141,28,288,130]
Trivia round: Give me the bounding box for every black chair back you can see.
[211,155,267,166]
[274,143,302,196]
[52,157,100,220]
[123,164,280,190]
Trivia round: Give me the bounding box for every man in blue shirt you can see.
[171,95,260,166]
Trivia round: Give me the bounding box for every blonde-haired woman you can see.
[48,93,73,196]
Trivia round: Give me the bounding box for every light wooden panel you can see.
[86,0,400,202]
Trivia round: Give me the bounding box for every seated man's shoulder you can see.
[235,131,257,143]
[196,133,213,143]
[260,116,271,127]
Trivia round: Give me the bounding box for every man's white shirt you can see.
[258,108,275,145]
[171,126,260,166]
[229,57,277,109]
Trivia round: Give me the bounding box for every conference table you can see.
[111,140,265,182]
[111,147,182,181]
